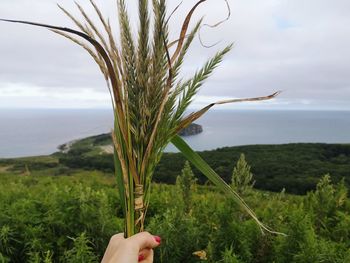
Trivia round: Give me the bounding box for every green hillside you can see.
[0,169,349,262]
[16,133,348,195]
[1,135,350,262]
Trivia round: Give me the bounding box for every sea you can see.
[0,109,350,158]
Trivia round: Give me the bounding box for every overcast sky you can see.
[0,0,349,110]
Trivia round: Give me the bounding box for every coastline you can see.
[1,109,350,158]
[1,140,350,196]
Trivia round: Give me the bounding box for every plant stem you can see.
[126,174,135,237]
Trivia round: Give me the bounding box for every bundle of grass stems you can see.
[1,0,282,237]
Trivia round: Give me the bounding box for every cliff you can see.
[178,123,203,136]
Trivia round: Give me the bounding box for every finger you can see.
[111,233,125,241]
[101,233,125,263]
[127,232,161,250]
[138,248,151,262]
[139,248,154,263]
[138,248,151,259]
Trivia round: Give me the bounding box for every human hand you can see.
[101,232,161,263]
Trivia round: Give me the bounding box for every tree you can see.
[176,161,197,214]
[305,174,348,233]
[231,154,254,194]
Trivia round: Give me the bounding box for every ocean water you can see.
[0,109,113,158]
[0,109,350,158]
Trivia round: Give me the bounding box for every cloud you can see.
[0,83,112,109]
[273,16,296,30]
[0,0,350,109]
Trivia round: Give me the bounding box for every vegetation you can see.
[47,133,350,194]
[176,161,197,214]
[1,0,279,236]
[1,0,348,261]
[231,153,254,194]
[0,160,349,262]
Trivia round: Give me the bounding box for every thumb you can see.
[127,232,161,250]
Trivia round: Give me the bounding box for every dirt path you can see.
[0,166,11,173]
[100,145,113,154]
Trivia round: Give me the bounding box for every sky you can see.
[0,0,349,110]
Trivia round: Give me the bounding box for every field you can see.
[0,141,350,262]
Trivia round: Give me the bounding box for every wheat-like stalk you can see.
[1,0,282,237]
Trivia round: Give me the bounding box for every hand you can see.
[101,232,161,263]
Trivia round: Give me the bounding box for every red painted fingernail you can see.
[154,235,161,244]
[138,254,145,262]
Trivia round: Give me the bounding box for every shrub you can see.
[231,153,255,195]
[176,161,197,214]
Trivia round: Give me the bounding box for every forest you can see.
[56,133,350,194]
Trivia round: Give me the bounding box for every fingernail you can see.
[154,235,161,244]
[138,254,145,261]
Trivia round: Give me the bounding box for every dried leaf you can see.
[193,250,207,260]
[170,0,207,64]
[199,0,231,48]
[177,91,281,132]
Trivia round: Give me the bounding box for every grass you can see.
[1,0,279,237]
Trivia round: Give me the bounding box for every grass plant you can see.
[1,0,280,237]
